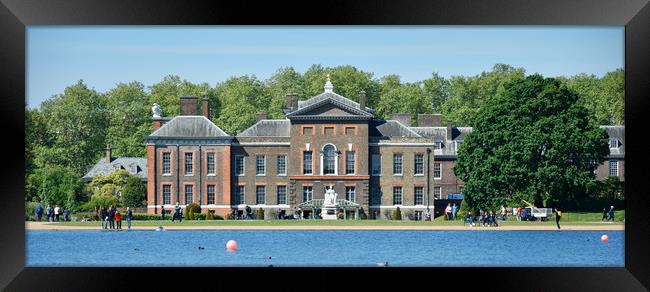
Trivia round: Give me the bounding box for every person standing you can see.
[54,205,60,221]
[517,207,522,222]
[115,210,122,229]
[108,205,115,229]
[451,204,458,221]
[554,208,562,230]
[608,206,615,222]
[63,207,70,222]
[602,207,608,221]
[501,205,507,221]
[100,206,107,229]
[126,207,133,230]
[161,205,166,220]
[46,205,52,222]
[35,203,44,222]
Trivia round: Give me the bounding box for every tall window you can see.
[371,154,381,176]
[414,186,424,205]
[371,185,381,205]
[393,154,403,175]
[236,186,245,205]
[277,185,287,205]
[162,153,171,175]
[345,151,355,174]
[434,186,441,199]
[345,186,356,202]
[433,163,441,179]
[184,185,193,204]
[393,187,403,205]
[207,153,215,175]
[609,160,619,177]
[303,186,313,201]
[414,154,424,175]
[184,153,193,175]
[235,156,245,176]
[323,145,336,175]
[256,186,266,204]
[256,155,266,176]
[207,185,215,205]
[303,151,313,175]
[162,185,171,205]
[277,155,287,176]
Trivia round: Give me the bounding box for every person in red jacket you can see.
[115,211,122,230]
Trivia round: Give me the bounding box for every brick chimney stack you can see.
[285,93,299,113]
[202,97,211,119]
[180,96,199,115]
[256,112,268,123]
[359,90,366,111]
[392,113,412,127]
[106,144,112,163]
[446,120,453,141]
[417,114,442,127]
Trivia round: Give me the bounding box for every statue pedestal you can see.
[321,204,338,220]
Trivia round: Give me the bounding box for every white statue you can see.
[152,103,162,118]
[324,186,338,206]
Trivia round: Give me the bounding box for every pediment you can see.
[301,102,358,116]
[287,97,373,120]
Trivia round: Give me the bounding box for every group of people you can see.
[35,203,70,222]
[444,203,459,220]
[99,205,133,230]
[602,206,616,221]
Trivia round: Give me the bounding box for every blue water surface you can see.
[26,230,623,267]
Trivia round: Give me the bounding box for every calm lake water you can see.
[26,230,623,267]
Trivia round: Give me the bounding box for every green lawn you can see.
[46,210,624,227]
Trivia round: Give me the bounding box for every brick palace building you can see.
[142,78,625,219]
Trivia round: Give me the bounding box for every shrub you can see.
[206,210,214,220]
[26,201,40,220]
[193,213,205,220]
[257,208,264,220]
[184,203,201,220]
[393,207,402,220]
[130,213,163,220]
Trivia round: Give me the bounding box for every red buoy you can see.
[601,234,609,242]
[226,240,238,251]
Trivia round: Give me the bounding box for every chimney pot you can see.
[202,97,211,119]
[106,144,112,163]
[180,96,199,115]
[359,90,367,111]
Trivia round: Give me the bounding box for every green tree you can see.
[104,82,150,157]
[148,75,217,118]
[376,83,426,123]
[121,176,147,207]
[214,75,269,134]
[453,75,609,211]
[304,65,380,107]
[28,165,84,211]
[265,67,305,118]
[37,80,108,175]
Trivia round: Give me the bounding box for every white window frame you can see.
[256,155,266,176]
[256,185,266,205]
[206,152,216,176]
[414,186,424,205]
[345,151,355,175]
[414,154,424,176]
[433,163,442,179]
[393,186,403,205]
[609,138,619,149]
[207,185,215,205]
[320,144,338,175]
[236,186,245,205]
[303,186,313,202]
[277,185,287,205]
[184,152,193,176]
[235,155,245,176]
[162,184,171,205]
[162,152,171,176]
[277,155,287,176]
[184,184,193,205]
[608,160,619,177]
[345,186,356,202]
[393,154,403,176]
[433,186,441,199]
[303,151,313,175]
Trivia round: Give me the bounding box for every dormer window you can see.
[434,141,444,149]
[609,138,620,148]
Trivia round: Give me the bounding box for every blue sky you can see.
[27,26,623,108]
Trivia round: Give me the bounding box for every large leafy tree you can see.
[214,75,270,135]
[265,67,305,119]
[376,82,426,123]
[122,176,147,207]
[453,75,609,211]
[148,75,217,118]
[104,82,150,157]
[304,65,380,107]
[28,165,84,211]
[37,80,108,175]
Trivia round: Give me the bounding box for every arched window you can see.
[323,144,337,175]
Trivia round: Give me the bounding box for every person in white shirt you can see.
[54,205,61,222]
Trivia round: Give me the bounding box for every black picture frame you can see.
[1,0,648,290]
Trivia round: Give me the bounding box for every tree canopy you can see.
[453,75,610,211]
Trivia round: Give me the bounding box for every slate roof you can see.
[369,120,422,138]
[238,119,290,137]
[409,127,447,140]
[148,116,228,138]
[83,157,147,182]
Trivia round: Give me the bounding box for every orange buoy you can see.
[601,234,609,242]
[226,240,238,251]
